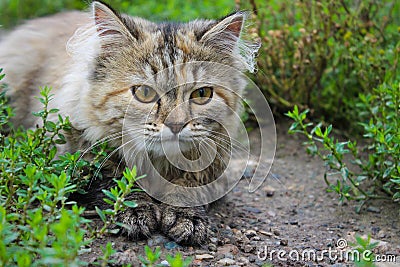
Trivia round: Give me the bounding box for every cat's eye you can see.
[190,87,213,105]
[131,85,158,103]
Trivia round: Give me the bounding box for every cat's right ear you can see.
[92,1,137,47]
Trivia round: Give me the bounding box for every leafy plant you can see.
[0,70,193,266]
[0,81,128,265]
[138,246,192,267]
[350,235,379,267]
[240,0,399,129]
[96,167,144,235]
[138,246,162,267]
[166,253,192,267]
[286,81,400,210]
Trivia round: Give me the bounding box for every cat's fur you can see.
[0,1,259,244]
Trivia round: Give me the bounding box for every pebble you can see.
[243,207,262,214]
[208,243,217,251]
[217,258,236,265]
[263,185,275,197]
[244,244,255,253]
[289,220,299,225]
[367,206,381,213]
[147,234,168,246]
[217,244,240,255]
[164,241,180,250]
[280,239,288,246]
[210,237,218,243]
[237,257,249,265]
[249,255,256,262]
[273,229,281,236]
[267,210,276,217]
[160,260,169,266]
[259,230,273,236]
[245,229,257,238]
[195,254,214,260]
[224,252,234,259]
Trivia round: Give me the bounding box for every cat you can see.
[0,1,259,244]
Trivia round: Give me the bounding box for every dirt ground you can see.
[82,122,400,266]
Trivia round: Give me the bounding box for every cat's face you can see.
[71,2,259,158]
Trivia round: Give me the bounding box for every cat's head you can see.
[68,1,260,158]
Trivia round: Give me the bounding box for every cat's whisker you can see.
[77,127,143,159]
[90,132,151,183]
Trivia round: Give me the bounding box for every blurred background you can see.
[0,0,235,27]
[0,0,399,130]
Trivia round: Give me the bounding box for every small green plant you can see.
[138,246,162,267]
[286,81,400,210]
[166,253,192,267]
[350,235,379,267]
[138,246,192,267]
[0,71,193,266]
[96,167,144,235]
[0,81,135,265]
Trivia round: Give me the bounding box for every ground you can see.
[81,122,400,266]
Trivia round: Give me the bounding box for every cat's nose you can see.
[164,122,184,135]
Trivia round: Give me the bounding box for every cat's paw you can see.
[115,202,161,240]
[160,206,209,245]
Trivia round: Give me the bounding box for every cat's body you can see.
[0,2,259,244]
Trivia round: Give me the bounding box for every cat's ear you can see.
[92,1,137,47]
[200,12,244,41]
[200,12,260,73]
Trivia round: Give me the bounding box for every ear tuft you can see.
[199,12,260,73]
[92,1,135,44]
[225,15,243,38]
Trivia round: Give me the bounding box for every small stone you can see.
[280,239,288,246]
[243,166,255,178]
[164,241,180,250]
[245,229,257,238]
[217,244,240,255]
[243,207,262,214]
[244,244,255,253]
[367,206,381,213]
[259,230,273,237]
[217,258,236,265]
[238,257,250,264]
[273,229,281,236]
[289,221,299,225]
[224,252,234,259]
[208,243,217,252]
[263,185,275,197]
[210,237,218,243]
[267,210,276,217]
[378,231,386,239]
[249,255,256,262]
[147,234,168,247]
[251,236,261,241]
[160,260,169,266]
[195,254,214,260]
[110,249,137,266]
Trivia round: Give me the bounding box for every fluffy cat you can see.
[0,1,259,244]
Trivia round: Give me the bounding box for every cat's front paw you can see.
[160,206,209,245]
[116,202,161,240]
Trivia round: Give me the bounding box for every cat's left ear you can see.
[200,12,260,73]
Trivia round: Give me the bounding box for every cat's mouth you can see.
[144,138,191,156]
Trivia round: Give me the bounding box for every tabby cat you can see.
[0,1,259,244]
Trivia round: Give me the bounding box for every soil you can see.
[81,122,400,267]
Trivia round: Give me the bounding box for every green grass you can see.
[0,0,236,28]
